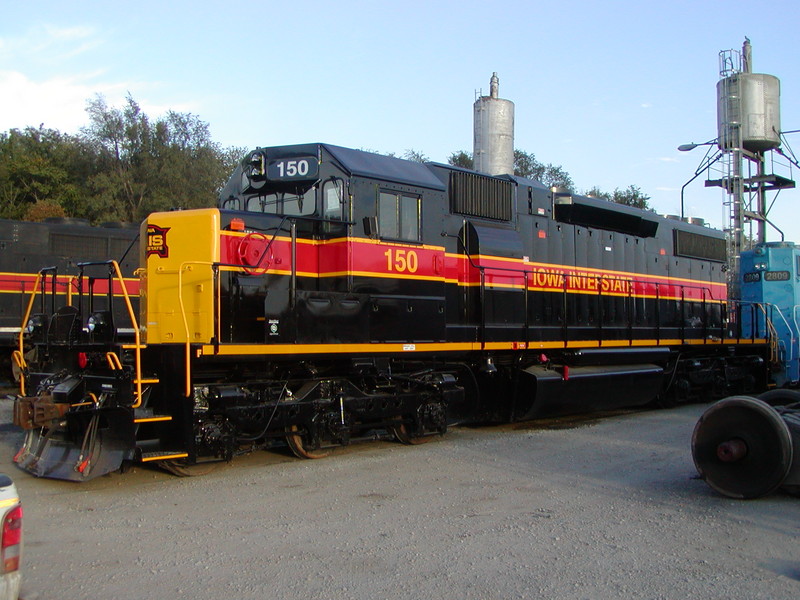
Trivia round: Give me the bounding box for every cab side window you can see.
[379,191,420,241]
[323,179,344,220]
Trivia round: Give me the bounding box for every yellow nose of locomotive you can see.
[141,208,221,345]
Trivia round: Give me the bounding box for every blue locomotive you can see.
[740,242,800,386]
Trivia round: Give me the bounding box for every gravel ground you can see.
[1,393,799,600]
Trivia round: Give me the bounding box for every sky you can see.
[2,0,800,243]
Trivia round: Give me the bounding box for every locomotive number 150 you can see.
[384,249,418,273]
[267,156,319,181]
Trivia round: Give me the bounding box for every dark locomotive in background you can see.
[10,144,778,480]
[0,218,138,377]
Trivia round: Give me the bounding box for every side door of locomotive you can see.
[358,185,446,343]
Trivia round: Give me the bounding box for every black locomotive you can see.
[0,218,138,378]
[12,144,770,480]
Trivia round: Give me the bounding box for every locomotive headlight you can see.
[25,314,45,335]
[754,262,768,270]
[85,311,112,336]
[248,151,266,178]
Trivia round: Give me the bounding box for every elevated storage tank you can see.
[473,73,515,175]
[717,40,781,152]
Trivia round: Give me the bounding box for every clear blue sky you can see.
[2,0,799,242]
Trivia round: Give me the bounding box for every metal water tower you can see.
[714,38,791,268]
[473,73,515,175]
[681,39,797,290]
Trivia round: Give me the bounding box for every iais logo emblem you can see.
[146,224,171,258]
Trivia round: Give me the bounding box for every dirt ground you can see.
[1,392,799,600]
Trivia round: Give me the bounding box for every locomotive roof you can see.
[322,144,447,191]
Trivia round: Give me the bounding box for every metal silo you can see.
[717,39,782,152]
[473,73,515,175]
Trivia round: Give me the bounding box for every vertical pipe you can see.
[290,221,297,308]
[756,153,767,244]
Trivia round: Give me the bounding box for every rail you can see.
[15,262,144,405]
[14,267,69,395]
[765,303,793,365]
[14,271,43,397]
[460,252,742,348]
[173,261,217,398]
[76,261,145,407]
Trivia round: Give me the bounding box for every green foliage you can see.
[539,165,574,191]
[0,94,241,225]
[512,149,539,179]
[0,126,87,219]
[447,149,651,203]
[447,150,473,169]
[80,94,235,222]
[513,149,574,190]
[585,186,611,201]
[402,149,429,163]
[24,200,67,221]
[586,184,651,209]
[611,184,651,209]
[448,149,574,190]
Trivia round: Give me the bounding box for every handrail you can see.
[730,300,780,361]
[77,260,144,407]
[16,272,43,397]
[175,261,216,398]
[110,261,144,407]
[767,304,793,364]
[452,242,731,348]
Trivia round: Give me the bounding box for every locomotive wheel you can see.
[390,421,435,445]
[160,459,219,477]
[286,425,330,459]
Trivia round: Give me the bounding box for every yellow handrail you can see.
[105,352,123,370]
[16,272,43,397]
[176,261,215,398]
[108,260,145,408]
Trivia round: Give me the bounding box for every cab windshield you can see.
[241,178,344,220]
[243,184,316,217]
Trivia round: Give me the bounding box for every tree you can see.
[584,185,651,209]
[81,94,238,222]
[447,148,575,190]
[24,200,67,221]
[611,185,650,210]
[585,186,611,201]
[513,149,574,190]
[402,149,429,163]
[0,96,244,224]
[513,149,541,179]
[447,150,473,169]
[81,95,152,222]
[0,126,88,219]
[540,164,574,191]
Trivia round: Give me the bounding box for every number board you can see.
[764,270,790,282]
[267,157,318,181]
[742,272,761,283]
